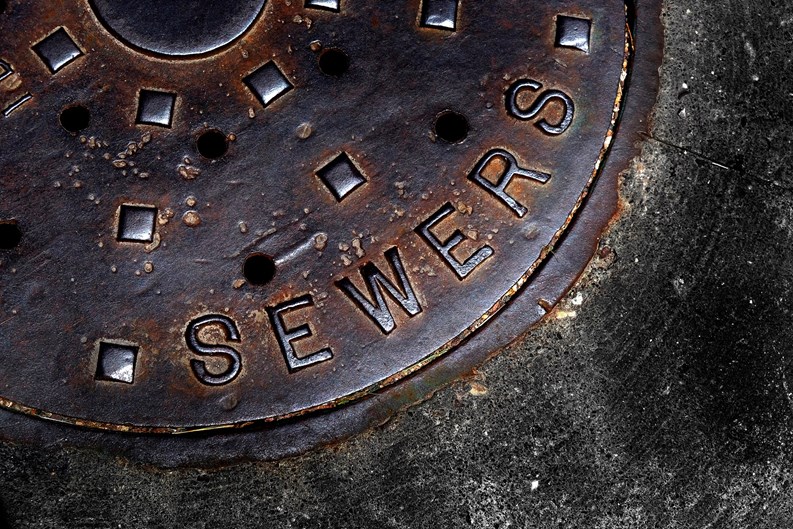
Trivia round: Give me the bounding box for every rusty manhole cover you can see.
[0,0,662,463]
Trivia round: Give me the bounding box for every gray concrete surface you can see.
[2,0,793,527]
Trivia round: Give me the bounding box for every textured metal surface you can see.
[0,0,661,461]
[89,0,268,57]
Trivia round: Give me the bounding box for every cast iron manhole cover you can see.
[0,0,662,463]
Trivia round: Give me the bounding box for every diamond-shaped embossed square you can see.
[305,0,340,12]
[117,204,157,243]
[95,341,138,384]
[136,89,176,127]
[316,153,367,202]
[244,62,293,108]
[555,15,592,53]
[420,0,459,30]
[32,28,83,73]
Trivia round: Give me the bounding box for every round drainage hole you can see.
[60,105,90,133]
[319,48,350,76]
[197,129,229,159]
[434,111,470,144]
[243,253,276,286]
[0,222,22,250]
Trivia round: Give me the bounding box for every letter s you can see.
[185,314,242,386]
[506,79,575,135]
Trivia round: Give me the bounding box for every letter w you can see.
[336,247,422,334]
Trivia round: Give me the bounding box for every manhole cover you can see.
[0,0,662,463]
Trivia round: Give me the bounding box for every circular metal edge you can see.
[0,0,664,466]
[85,0,269,59]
